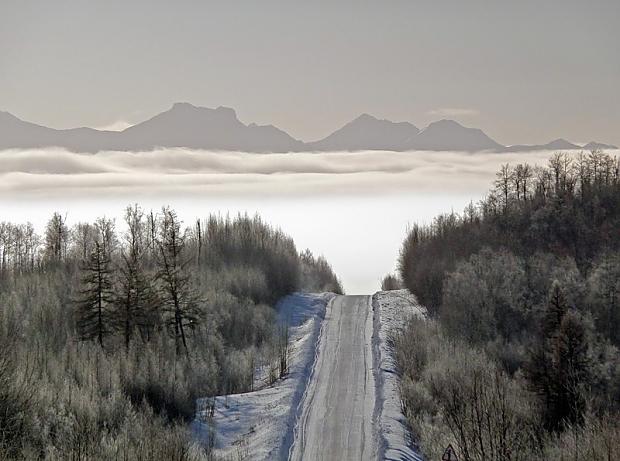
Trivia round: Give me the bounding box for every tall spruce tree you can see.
[525,282,592,431]
[543,281,568,339]
[553,311,591,426]
[76,241,114,347]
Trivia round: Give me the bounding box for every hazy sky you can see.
[1,0,619,145]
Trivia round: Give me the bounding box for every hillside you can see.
[395,151,620,459]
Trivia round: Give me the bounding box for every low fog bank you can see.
[2,148,611,293]
[0,148,598,197]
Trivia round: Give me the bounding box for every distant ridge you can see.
[307,113,420,151]
[505,138,582,152]
[404,119,503,152]
[582,141,618,150]
[0,103,303,153]
[112,103,304,152]
[0,104,616,153]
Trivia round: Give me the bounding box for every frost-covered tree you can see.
[43,212,68,264]
[71,222,97,261]
[94,216,117,258]
[587,253,620,345]
[115,205,159,350]
[441,248,526,343]
[155,207,201,354]
[494,163,514,212]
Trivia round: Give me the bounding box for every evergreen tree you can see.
[543,281,568,339]
[553,311,591,426]
[525,283,591,431]
[75,241,114,347]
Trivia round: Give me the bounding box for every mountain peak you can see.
[214,106,237,118]
[582,141,618,150]
[410,119,502,151]
[545,138,580,149]
[171,102,196,110]
[353,113,377,122]
[427,119,463,128]
[0,110,21,122]
[420,119,468,133]
[309,114,419,151]
[169,103,237,119]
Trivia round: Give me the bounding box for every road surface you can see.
[290,295,376,461]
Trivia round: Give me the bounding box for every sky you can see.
[1,0,619,145]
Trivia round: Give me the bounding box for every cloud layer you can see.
[0,148,603,200]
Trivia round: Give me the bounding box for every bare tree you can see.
[513,163,533,202]
[94,216,117,258]
[494,164,513,213]
[115,205,159,350]
[155,207,201,354]
[44,212,68,264]
[71,222,96,261]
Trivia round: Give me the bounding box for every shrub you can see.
[395,317,537,461]
[380,273,403,291]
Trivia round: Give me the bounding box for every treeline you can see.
[0,206,342,459]
[396,151,620,460]
[401,151,620,317]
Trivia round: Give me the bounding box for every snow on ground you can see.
[192,292,336,461]
[372,289,426,461]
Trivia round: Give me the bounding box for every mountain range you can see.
[0,103,616,153]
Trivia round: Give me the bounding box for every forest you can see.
[396,151,620,459]
[0,206,342,459]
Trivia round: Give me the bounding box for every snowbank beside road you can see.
[372,289,426,461]
[193,292,335,461]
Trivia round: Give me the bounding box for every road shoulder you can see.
[372,290,426,461]
[192,292,336,461]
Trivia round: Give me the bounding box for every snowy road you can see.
[290,295,376,461]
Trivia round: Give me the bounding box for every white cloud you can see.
[0,148,581,199]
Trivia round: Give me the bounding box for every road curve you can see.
[290,295,376,461]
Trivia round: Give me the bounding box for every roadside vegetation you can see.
[0,207,341,459]
[396,151,620,460]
